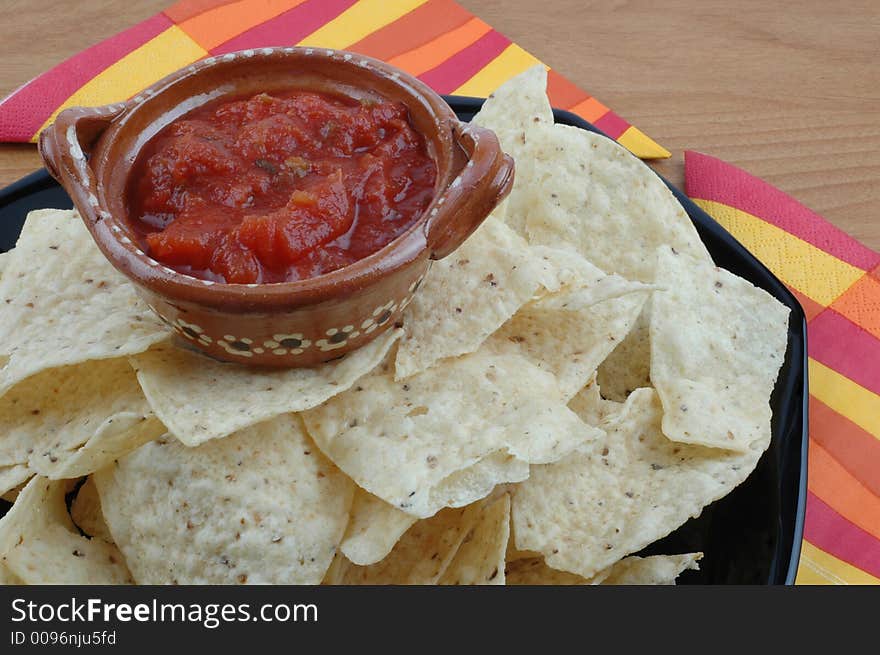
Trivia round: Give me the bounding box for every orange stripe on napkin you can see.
[212,0,356,53]
[811,397,880,497]
[165,0,235,23]
[297,0,430,50]
[809,442,880,541]
[348,0,472,62]
[790,287,825,322]
[418,30,510,94]
[546,70,589,109]
[388,17,491,77]
[569,97,610,123]
[178,0,304,51]
[831,273,880,340]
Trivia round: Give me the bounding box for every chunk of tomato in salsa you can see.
[129,91,436,284]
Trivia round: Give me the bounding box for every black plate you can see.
[0,96,808,585]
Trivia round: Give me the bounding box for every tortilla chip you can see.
[0,209,169,398]
[506,553,701,585]
[0,357,159,478]
[567,378,622,427]
[1,480,27,503]
[472,65,553,136]
[0,477,133,584]
[33,416,165,480]
[0,561,22,585]
[325,502,485,584]
[439,494,510,585]
[304,342,599,518]
[95,415,354,584]
[529,246,656,302]
[506,557,608,585]
[601,553,702,585]
[511,388,767,579]
[492,253,650,400]
[394,217,548,379]
[70,477,114,543]
[506,544,541,563]
[523,123,710,283]
[650,248,790,452]
[131,328,401,446]
[0,466,31,498]
[472,66,552,235]
[340,489,417,566]
[596,308,652,401]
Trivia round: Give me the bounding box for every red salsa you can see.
[128,90,437,283]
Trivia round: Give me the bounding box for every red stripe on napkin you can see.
[211,0,357,54]
[0,13,172,141]
[418,30,510,94]
[685,151,880,271]
[804,492,880,579]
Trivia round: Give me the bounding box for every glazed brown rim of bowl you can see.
[38,47,514,313]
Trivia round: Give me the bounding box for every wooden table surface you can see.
[1,0,878,250]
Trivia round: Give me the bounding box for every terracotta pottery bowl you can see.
[38,47,514,367]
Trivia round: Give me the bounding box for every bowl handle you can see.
[38,104,127,227]
[425,121,515,260]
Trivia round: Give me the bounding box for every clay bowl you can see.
[38,47,514,367]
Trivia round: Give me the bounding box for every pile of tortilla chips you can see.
[0,67,789,586]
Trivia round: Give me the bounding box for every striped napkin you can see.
[0,0,668,159]
[687,151,880,585]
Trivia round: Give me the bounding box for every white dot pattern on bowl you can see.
[173,318,213,346]
[163,298,403,360]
